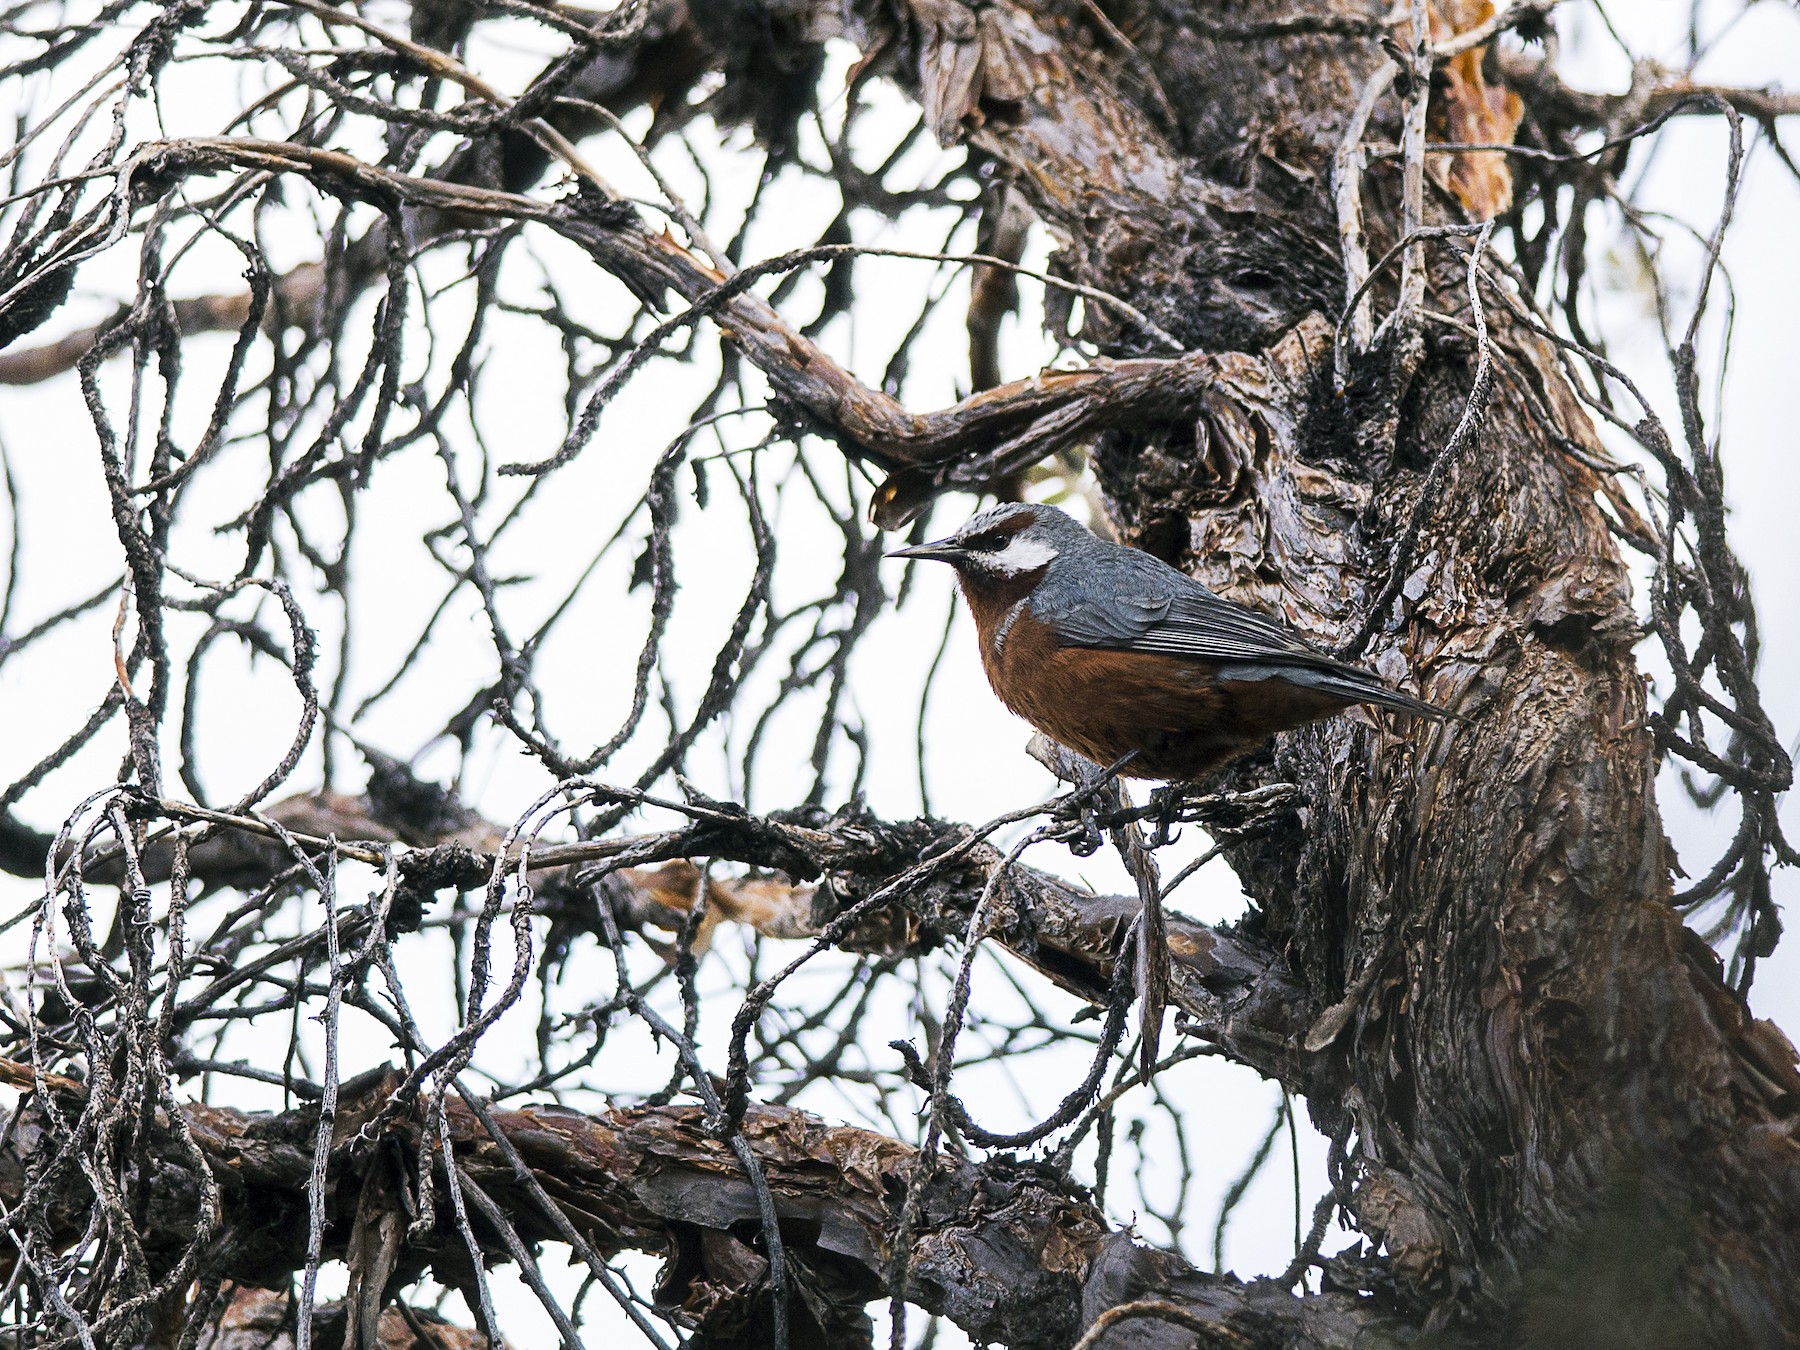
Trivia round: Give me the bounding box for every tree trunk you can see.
[920,3,1800,1345]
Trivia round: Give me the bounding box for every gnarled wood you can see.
[0,1064,1401,1350]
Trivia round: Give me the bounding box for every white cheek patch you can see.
[979,535,1059,576]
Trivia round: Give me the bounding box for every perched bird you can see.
[889,502,1448,782]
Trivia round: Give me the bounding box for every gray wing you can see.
[1030,547,1445,717]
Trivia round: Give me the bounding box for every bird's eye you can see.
[963,531,1006,552]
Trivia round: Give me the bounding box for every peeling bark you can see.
[630,0,1800,1340]
[0,1063,1407,1350]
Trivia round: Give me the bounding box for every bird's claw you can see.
[1067,803,1106,856]
[1145,784,1184,848]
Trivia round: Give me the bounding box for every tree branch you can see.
[0,1061,1403,1350]
[1497,49,1800,130]
[26,783,1321,1094]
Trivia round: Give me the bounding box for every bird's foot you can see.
[1062,799,1107,856]
[1145,784,1185,848]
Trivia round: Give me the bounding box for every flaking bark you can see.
[0,1062,1404,1350]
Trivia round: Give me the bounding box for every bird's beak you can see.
[886,538,964,563]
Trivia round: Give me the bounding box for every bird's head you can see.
[886,502,1092,582]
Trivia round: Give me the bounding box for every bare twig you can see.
[1334,60,1398,384]
[1340,220,1496,658]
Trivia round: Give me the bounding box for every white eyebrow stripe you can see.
[977,535,1059,575]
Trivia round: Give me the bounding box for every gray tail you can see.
[1308,669,1459,721]
[1220,660,1458,720]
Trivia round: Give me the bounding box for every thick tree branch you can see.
[1497,48,1800,130]
[0,132,1215,525]
[28,783,1321,1094]
[0,1061,1402,1350]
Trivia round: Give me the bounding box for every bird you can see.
[888,501,1450,783]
